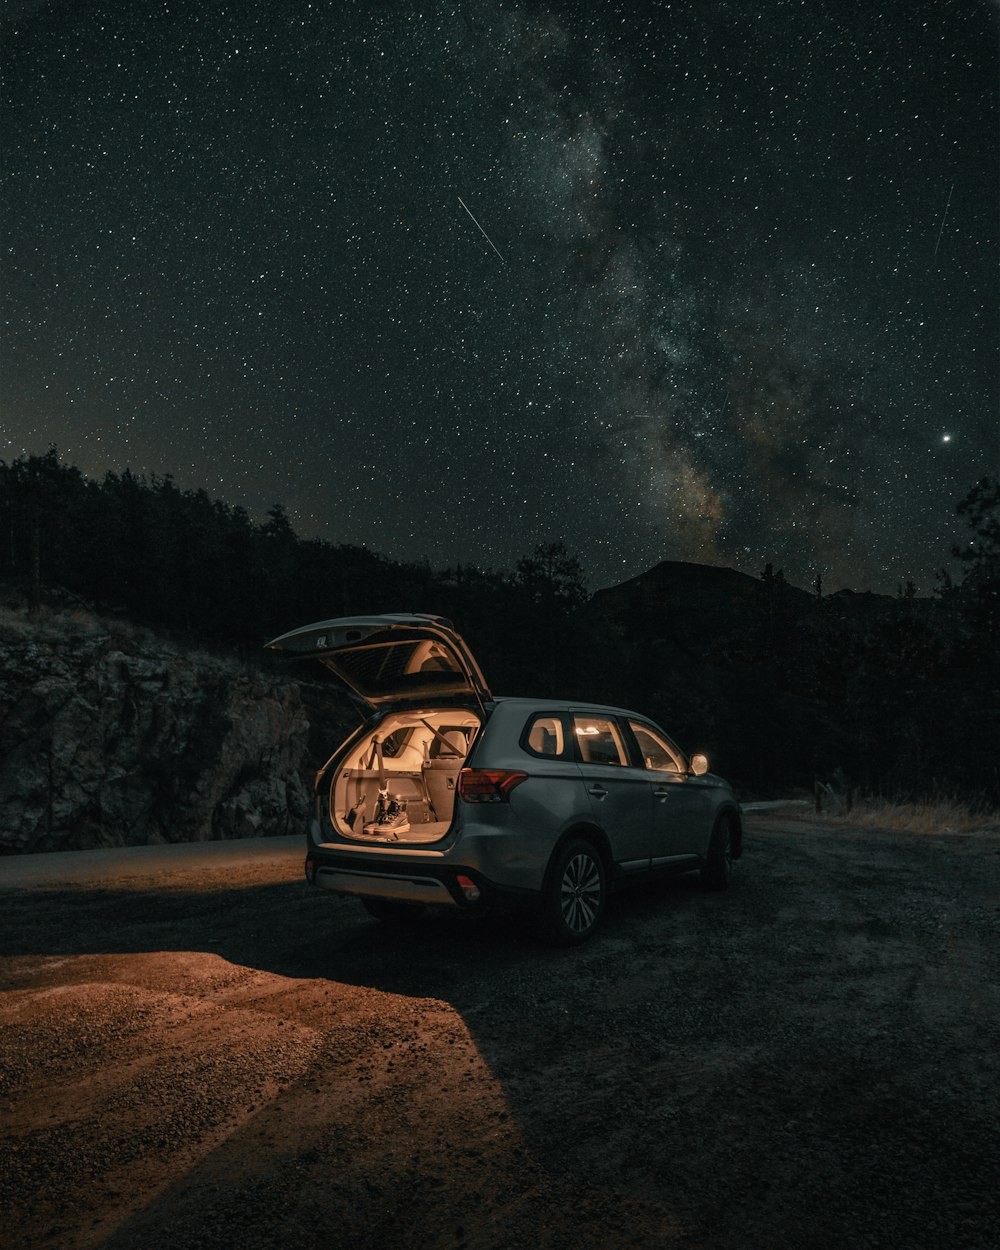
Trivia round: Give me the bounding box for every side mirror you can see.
[689,753,709,776]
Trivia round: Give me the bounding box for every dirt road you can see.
[2,816,998,1250]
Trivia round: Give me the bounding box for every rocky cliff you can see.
[0,606,349,854]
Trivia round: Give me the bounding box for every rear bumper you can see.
[306,812,554,901]
[304,838,537,909]
[313,863,459,906]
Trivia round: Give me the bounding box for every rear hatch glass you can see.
[266,614,492,712]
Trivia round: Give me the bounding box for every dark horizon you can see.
[2,441,998,806]
[4,444,988,602]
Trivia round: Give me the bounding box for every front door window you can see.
[628,721,685,773]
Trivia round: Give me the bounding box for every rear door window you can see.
[572,715,629,766]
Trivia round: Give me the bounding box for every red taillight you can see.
[457,768,528,803]
[456,874,481,902]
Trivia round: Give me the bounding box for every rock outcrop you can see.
[0,606,345,854]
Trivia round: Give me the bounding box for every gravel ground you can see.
[1,816,998,1250]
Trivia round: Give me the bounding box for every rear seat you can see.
[422,730,467,822]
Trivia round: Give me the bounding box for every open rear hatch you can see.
[266,613,492,715]
[266,615,491,845]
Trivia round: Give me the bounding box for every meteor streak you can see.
[933,182,954,258]
[457,195,506,264]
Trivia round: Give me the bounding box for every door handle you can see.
[653,788,672,799]
[588,785,609,799]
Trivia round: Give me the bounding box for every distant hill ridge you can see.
[596,558,911,606]
[596,559,810,605]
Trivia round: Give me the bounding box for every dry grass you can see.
[814,795,999,835]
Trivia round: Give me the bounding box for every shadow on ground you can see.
[2,823,999,1250]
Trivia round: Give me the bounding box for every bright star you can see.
[942,434,952,443]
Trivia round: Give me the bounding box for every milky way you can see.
[2,0,997,593]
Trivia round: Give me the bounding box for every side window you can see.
[523,714,566,758]
[629,721,684,773]
[573,715,628,766]
[380,727,410,758]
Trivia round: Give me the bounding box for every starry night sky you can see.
[3,0,998,593]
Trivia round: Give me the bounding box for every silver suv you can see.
[268,613,742,944]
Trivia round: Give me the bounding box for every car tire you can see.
[361,897,426,925]
[700,815,733,891]
[539,838,607,945]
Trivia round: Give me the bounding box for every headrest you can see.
[432,730,466,758]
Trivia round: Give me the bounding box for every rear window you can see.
[323,639,465,698]
[522,714,566,758]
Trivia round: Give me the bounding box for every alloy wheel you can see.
[560,851,603,934]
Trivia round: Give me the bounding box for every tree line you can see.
[0,448,590,695]
[1,449,997,803]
